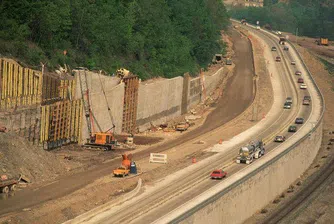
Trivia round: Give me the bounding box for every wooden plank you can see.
[0,59,2,102]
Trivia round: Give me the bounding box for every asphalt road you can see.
[0,29,255,216]
[89,25,313,224]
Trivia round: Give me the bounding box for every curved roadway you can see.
[66,25,313,224]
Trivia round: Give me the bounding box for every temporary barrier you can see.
[149,153,167,164]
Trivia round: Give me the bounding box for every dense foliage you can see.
[0,0,229,79]
[230,0,334,40]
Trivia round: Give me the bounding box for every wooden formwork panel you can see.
[0,59,42,110]
[42,75,76,105]
[40,99,82,148]
[122,76,139,133]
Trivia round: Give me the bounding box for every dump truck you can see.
[236,140,265,164]
[113,166,130,177]
[0,175,21,194]
[85,132,117,150]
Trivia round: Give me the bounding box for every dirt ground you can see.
[246,37,334,223]
[0,133,68,183]
[0,27,273,224]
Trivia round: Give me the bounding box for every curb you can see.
[63,178,142,224]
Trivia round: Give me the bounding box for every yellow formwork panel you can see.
[24,68,29,96]
[2,61,7,99]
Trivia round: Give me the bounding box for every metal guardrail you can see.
[169,21,325,224]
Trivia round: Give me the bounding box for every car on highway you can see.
[304,96,311,101]
[286,97,293,104]
[277,31,282,35]
[276,56,281,62]
[300,84,307,89]
[274,135,286,142]
[210,170,227,180]
[297,78,304,83]
[295,71,302,75]
[295,117,304,124]
[303,96,311,104]
[288,125,297,132]
[284,46,289,51]
[291,61,296,65]
[284,102,291,109]
[271,46,277,51]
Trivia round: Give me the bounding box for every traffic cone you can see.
[192,158,197,163]
[219,139,223,144]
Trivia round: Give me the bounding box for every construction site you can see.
[0,30,234,186]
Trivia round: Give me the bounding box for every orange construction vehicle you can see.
[85,128,117,150]
[316,38,329,46]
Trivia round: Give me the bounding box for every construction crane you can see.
[98,70,116,134]
[78,70,93,137]
[81,70,118,150]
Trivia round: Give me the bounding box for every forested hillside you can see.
[230,0,334,40]
[0,0,229,79]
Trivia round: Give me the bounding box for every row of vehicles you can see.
[211,20,311,181]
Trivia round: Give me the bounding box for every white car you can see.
[256,26,260,30]
[291,61,296,65]
[300,84,307,89]
[277,31,282,35]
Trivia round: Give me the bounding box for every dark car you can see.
[295,71,302,75]
[304,96,311,101]
[284,102,291,109]
[286,97,293,104]
[210,170,227,180]
[297,78,304,83]
[288,125,297,132]
[274,135,286,142]
[271,46,277,51]
[295,117,304,124]
[284,46,289,51]
[276,56,281,62]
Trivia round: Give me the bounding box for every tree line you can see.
[0,0,229,79]
[230,0,334,40]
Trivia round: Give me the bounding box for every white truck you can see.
[236,140,265,164]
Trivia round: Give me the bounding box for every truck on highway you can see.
[236,140,265,164]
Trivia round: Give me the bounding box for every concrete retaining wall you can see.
[74,71,123,142]
[187,77,201,110]
[180,120,323,224]
[136,77,183,132]
[204,68,226,96]
[74,67,228,139]
[0,107,40,142]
